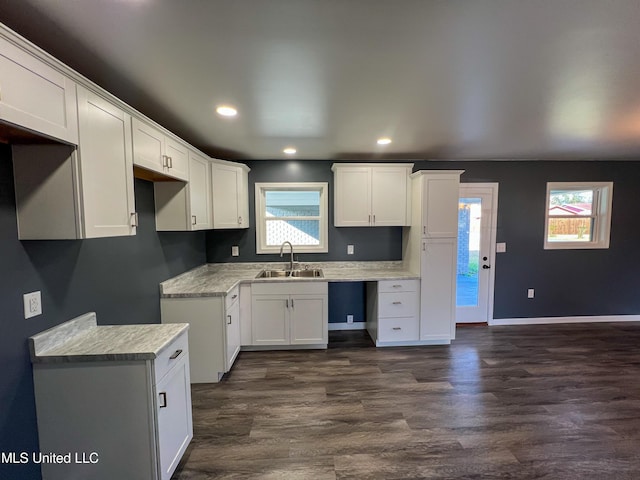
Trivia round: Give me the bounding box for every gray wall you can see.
[0,144,206,480]
[207,159,640,320]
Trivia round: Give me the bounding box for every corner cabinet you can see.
[0,32,78,145]
[12,85,137,239]
[251,282,328,347]
[132,117,189,181]
[161,285,241,383]
[332,163,413,227]
[154,150,212,231]
[32,331,192,480]
[211,160,250,229]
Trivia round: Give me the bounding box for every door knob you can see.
[482,264,491,269]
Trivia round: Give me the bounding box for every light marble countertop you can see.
[160,261,419,298]
[30,312,189,364]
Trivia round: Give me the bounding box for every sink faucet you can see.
[279,241,294,271]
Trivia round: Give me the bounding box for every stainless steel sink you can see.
[255,269,323,279]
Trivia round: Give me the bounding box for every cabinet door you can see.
[334,166,372,226]
[77,86,136,238]
[420,238,457,342]
[225,299,241,370]
[132,117,166,175]
[211,162,241,228]
[156,358,193,480]
[0,36,78,144]
[164,138,189,181]
[188,152,211,230]
[289,295,328,345]
[422,175,460,238]
[371,167,409,226]
[251,296,289,345]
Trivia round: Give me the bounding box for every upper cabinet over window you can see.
[332,163,413,227]
[255,182,328,254]
[0,30,78,145]
[544,182,613,250]
[132,117,189,181]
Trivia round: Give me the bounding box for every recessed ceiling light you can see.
[216,105,237,117]
[377,137,392,145]
[283,147,297,155]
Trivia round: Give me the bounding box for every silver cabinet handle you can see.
[169,349,183,360]
[392,301,402,305]
[373,214,376,224]
[423,226,426,235]
[422,242,426,251]
[286,299,289,308]
[238,216,242,224]
[162,155,168,167]
[159,392,167,408]
[227,314,232,325]
[368,214,371,224]
[392,284,402,288]
[192,215,197,225]
[168,156,173,168]
[131,212,139,227]
[392,327,401,331]
[291,298,294,308]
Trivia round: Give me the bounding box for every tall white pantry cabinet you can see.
[403,170,463,343]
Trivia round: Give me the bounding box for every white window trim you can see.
[544,181,613,250]
[255,182,329,254]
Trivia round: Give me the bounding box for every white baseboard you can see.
[329,322,366,331]
[490,315,640,326]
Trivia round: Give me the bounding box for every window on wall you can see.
[255,182,328,254]
[544,182,613,249]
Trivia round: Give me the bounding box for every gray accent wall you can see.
[0,144,205,480]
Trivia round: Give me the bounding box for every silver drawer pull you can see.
[227,314,232,325]
[392,301,402,305]
[159,392,167,408]
[392,327,402,331]
[169,349,183,360]
[392,284,402,288]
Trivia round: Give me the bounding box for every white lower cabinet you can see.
[32,331,192,480]
[161,287,241,383]
[251,282,328,347]
[366,279,420,346]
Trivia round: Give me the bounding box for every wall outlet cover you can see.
[497,242,507,253]
[231,245,239,257]
[347,245,354,255]
[346,314,354,323]
[24,291,42,319]
[527,288,535,299]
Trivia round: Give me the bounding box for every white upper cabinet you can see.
[415,170,463,238]
[154,150,211,231]
[332,163,413,227]
[211,160,250,229]
[0,32,78,145]
[12,86,136,239]
[132,117,189,181]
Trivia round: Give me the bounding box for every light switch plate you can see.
[527,288,535,299]
[24,291,42,319]
[231,246,239,257]
[496,242,507,253]
[347,245,354,255]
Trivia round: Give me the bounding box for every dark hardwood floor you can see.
[173,323,640,479]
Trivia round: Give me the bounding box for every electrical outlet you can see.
[347,245,354,255]
[24,291,42,319]
[346,314,354,324]
[496,242,507,253]
[527,288,535,299]
[231,245,239,257]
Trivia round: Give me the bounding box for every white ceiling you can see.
[2,0,640,161]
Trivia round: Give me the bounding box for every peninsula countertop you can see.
[159,261,419,298]
[29,312,189,364]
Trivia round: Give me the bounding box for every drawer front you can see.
[378,279,419,293]
[378,317,419,342]
[378,292,418,318]
[154,330,190,384]
[225,285,240,310]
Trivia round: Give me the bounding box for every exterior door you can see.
[456,184,498,324]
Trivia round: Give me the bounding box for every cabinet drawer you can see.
[378,317,419,342]
[378,292,418,318]
[154,331,189,384]
[225,285,240,310]
[378,279,419,293]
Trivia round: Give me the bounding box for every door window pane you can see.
[457,198,481,307]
